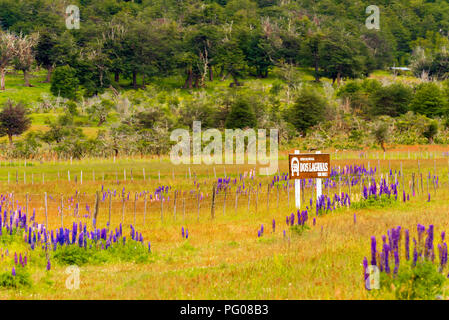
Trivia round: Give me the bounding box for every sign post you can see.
[289,151,330,207]
[316,151,322,200]
[294,150,300,209]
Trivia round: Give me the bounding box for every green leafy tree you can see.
[225,96,257,128]
[371,83,412,117]
[88,99,114,126]
[423,121,438,143]
[35,30,58,82]
[373,122,389,152]
[50,65,79,100]
[288,87,328,134]
[410,82,446,117]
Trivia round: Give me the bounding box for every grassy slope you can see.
[0,66,341,144]
[0,152,446,298]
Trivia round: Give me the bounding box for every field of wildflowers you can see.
[0,149,448,299]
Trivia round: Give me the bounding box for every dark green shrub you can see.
[383,261,446,300]
[50,66,79,100]
[0,268,32,289]
[225,96,257,129]
[410,83,446,117]
[288,87,328,134]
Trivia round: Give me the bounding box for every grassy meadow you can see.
[0,149,447,299]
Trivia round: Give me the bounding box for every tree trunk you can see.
[142,74,146,87]
[0,69,5,90]
[381,141,386,152]
[132,71,137,89]
[337,72,341,86]
[194,74,200,88]
[314,54,320,82]
[114,71,120,82]
[230,73,240,87]
[209,66,213,81]
[23,69,31,87]
[8,134,12,145]
[183,68,193,89]
[45,66,53,83]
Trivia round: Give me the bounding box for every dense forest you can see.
[1,0,449,158]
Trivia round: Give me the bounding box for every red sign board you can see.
[289,153,330,179]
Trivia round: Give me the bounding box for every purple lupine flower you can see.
[257,230,261,237]
[370,236,377,266]
[272,219,275,233]
[442,231,446,242]
[261,224,264,234]
[182,227,185,238]
[46,260,51,271]
[12,267,15,276]
[354,214,356,224]
[283,230,286,238]
[428,193,431,202]
[148,242,151,252]
[186,229,189,239]
[383,243,390,274]
[413,243,418,267]
[405,229,410,261]
[425,225,435,261]
[363,257,369,288]
[393,250,399,275]
[313,218,316,226]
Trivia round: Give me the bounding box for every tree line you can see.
[1,0,449,96]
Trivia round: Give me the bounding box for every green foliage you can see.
[53,241,151,266]
[53,245,91,266]
[225,95,257,129]
[371,83,412,117]
[288,87,328,134]
[382,261,446,300]
[0,267,32,289]
[290,224,310,236]
[411,83,446,118]
[50,66,79,100]
[423,121,438,143]
[351,194,396,210]
[372,122,390,152]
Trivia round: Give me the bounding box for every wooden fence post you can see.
[223,187,227,216]
[60,194,64,228]
[93,191,99,228]
[267,184,270,213]
[44,192,48,230]
[160,192,164,223]
[25,193,28,217]
[174,190,177,221]
[197,190,200,221]
[143,192,147,225]
[133,192,137,226]
[122,195,125,224]
[108,192,112,228]
[211,185,216,219]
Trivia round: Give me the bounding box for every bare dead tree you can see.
[0,31,18,90]
[14,33,39,87]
